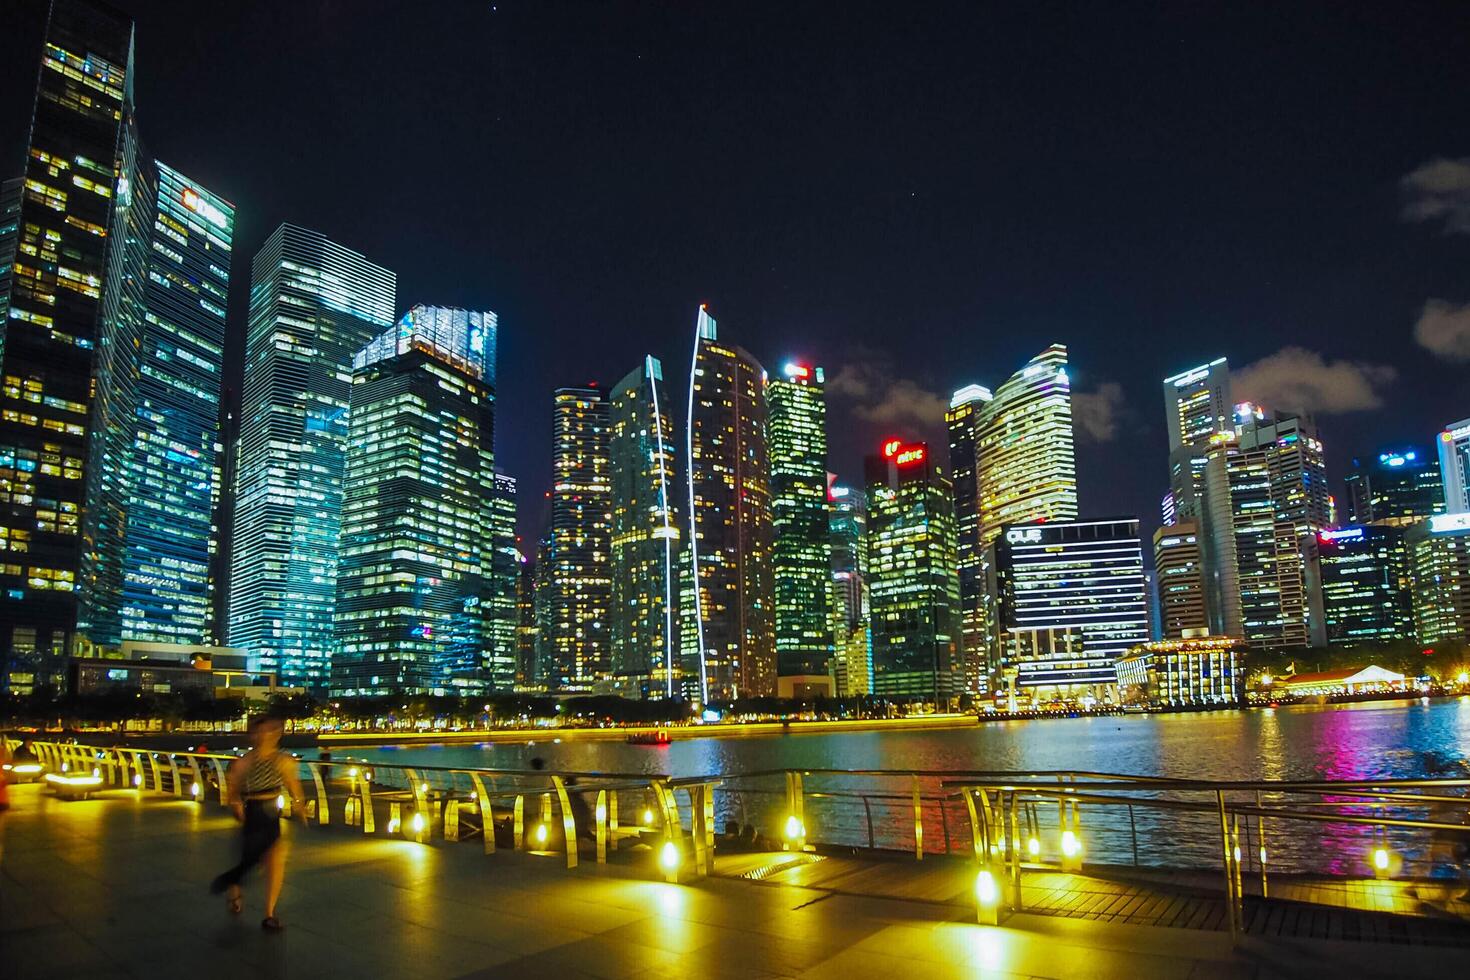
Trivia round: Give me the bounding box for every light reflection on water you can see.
[348,698,1470,873]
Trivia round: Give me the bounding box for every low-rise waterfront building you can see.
[1114,636,1244,708]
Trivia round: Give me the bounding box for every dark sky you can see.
[5,0,1470,549]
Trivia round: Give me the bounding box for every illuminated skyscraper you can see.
[0,1,135,691]
[828,478,870,695]
[546,385,611,689]
[976,345,1077,548]
[769,362,833,690]
[683,307,775,701]
[1316,524,1411,647]
[1408,514,1470,644]
[1153,522,1208,637]
[333,305,497,695]
[1162,358,1231,523]
[1344,447,1443,526]
[486,472,520,691]
[1436,420,1470,514]
[865,440,962,702]
[230,225,395,689]
[609,356,681,698]
[79,163,234,652]
[946,383,992,694]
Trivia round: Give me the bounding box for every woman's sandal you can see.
[261,917,284,932]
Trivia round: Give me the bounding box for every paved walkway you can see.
[4,782,1470,979]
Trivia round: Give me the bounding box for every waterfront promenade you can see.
[5,782,1470,979]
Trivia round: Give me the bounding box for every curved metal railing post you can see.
[468,771,495,854]
[550,775,578,869]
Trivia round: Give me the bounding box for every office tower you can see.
[769,362,833,691]
[486,473,520,691]
[79,163,234,652]
[946,383,993,695]
[993,518,1148,702]
[515,555,538,687]
[1407,514,1470,644]
[1345,447,1444,526]
[333,305,497,695]
[828,478,870,695]
[683,306,775,701]
[1153,522,1208,637]
[1162,358,1231,523]
[1200,408,1328,649]
[1316,525,1411,647]
[545,385,611,689]
[206,398,238,645]
[532,533,555,687]
[608,356,681,698]
[976,344,1077,548]
[0,1,135,692]
[1436,421,1470,514]
[865,440,962,702]
[230,225,395,689]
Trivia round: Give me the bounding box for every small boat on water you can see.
[626,729,671,746]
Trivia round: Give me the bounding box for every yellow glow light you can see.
[1373,847,1390,871]
[1027,836,1041,857]
[975,869,999,907]
[642,808,654,825]
[45,772,102,787]
[1458,672,1469,685]
[1232,846,1241,864]
[8,763,42,774]
[535,823,548,845]
[411,812,426,834]
[276,794,285,811]
[660,840,680,873]
[348,767,359,777]
[1060,830,1082,858]
[420,783,428,795]
[784,814,804,840]
[1259,847,1268,864]
[595,804,607,822]
[190,782,201,797]
[388,817,401,833]
[132,774,142,787]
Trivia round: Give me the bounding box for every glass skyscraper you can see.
[1316,524,1411,647]
[1153,522,1208,638]
[485,472,520,692]
[0,0,135,692]
[79,162,234,651]
[976,344,1078,549]
[229,224,395,689]
[865,440,962,702]
[1162,358,1231,524]
[1344,447,1443,527]
[609,356,681,698]
[333,305,496,695]
[1437,420,1470,514]
[828,479,870,695]
[682,307,775,701]
[769,362,833,684]
[946,383,992,695]
[546,385,611,689]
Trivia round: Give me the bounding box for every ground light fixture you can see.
[535,822,548,845]
[784,814,804,840]
[975,868,1001,924]
[660,840,680,874]
[1060,829,1082,858]
[642,808,654,825]
[411,811,426,835]
[1027,836,1041,857]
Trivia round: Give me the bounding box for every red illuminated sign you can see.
[882,439,903,458]
[895,446,926,466]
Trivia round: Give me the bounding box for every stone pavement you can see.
[4,782,1470,979]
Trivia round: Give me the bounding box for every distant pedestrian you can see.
[210,716,304,931]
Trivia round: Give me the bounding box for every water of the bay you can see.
[345,698,1470,876]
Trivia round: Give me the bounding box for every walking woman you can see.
[210,715,304,931]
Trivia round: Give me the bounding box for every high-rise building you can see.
[994,518,1148,701]
[608,356,681,698]
[683,307,775,701]
[976,345,1077,548]
[486,472,520,692]
[1163,358,1231,523]
[1315,524,1411,647]
[946,383,993,695]
[333,305,497,696]
[1436,421,1470,514]
[229,225,395,689]
[206,397,238,645]
[1153,522,1208,638]
[865,440,962,702]
[545,385,611,689]
[769,361,833,689]
[78,163,234,652]
[1407,514,1470,645]
[828,479,871,696]
[1345,447,1444,526]
[1200,407,1328,650]
[515,554,538,687]
[0,1,135,692]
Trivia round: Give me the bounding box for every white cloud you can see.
[827,355,948,429]
[1233,346,1396,415]
[1072,382,1124,443]
[1414,299,1470,363]
[1401,157,1470,234]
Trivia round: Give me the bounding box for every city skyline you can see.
[4,1,1467,551]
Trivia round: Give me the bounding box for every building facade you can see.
[333,305,497,695]
[1315,524,1411,647]
[1,1,136,691]
[994,518,1149,701]
[829,479,870,695]
[1407,513,1470,645]
[229,224,395,689]
[865,441,962,702]
[486,472,520,691]
[1437,421,1470,514]
[683,307,775,701]
[1345,447,1444,526]
[608,356,681,698]
[1162,358,1231,524]
[1153,522,1208,637]
[769,362,833,686]
[946,383,993,695]
[1114,636,1243,708]
[545,385,611,689]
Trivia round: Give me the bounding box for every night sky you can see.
[4,1,1470,548]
